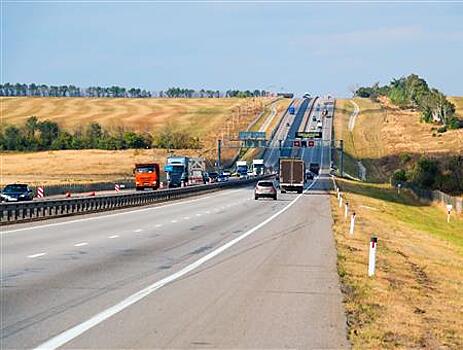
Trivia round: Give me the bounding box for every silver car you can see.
[254,180,277,200]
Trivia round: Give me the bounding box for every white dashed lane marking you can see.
[134,229,143,233]
[183,217,191,220]
[74,242,88,247]
[171,220,178,223]
[108,235,119,239]
[27,252,46,259]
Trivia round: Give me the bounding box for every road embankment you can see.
[330,178,463,349]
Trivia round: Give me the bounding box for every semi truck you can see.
[252,159,265,176]
[279,158,305,193]
[236,161,249,178]
[165,156,189,188]
[134,163,160,191]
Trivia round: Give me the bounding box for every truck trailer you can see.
[188,157,206,185]
[279,158,305,193]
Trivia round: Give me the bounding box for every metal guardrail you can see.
[0,176,270,225]
[29,180,135,197]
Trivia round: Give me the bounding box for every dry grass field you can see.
[1,97,273,185]
[334,97,463,182]
[0,97,271,148]
[331,179,463,349]
[0,149,209,185]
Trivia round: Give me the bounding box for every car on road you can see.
[1,184,33,202]
[222,170,231,177]
[217,174,229,182]
[312,116,317,121]
[254,180,277,200]
[305,171,314,180]
[206,171,219,182]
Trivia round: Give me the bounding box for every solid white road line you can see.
[27,252,46,259]
[34,178,319,350]
[2,189,244,235]
[73,242,88,247]
[108,235,119,239]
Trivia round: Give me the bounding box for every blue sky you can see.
[3,1,463,97]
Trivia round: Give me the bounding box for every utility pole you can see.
[217,139,222,171]
[339,139,344,177]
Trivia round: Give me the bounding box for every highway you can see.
[1,96,348,349]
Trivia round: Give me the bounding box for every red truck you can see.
[134,163,160,191]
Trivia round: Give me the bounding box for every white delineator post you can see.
[37,186,44,198]
[397,183,401,195]
[339,195,343,208]
[349,212,356,235]
[344,202,349,219]
[447,204,453,223]
[368,236,378,277]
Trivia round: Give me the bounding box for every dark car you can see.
[255,180,277,200]
[207,172,219,183]
[217,174,229,182]
[1,184,33,202]
[305,171,314,180]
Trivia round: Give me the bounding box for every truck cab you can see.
[252,159,265,176]
[165,156,189,188]
[236,161,249,179]
[134,163,160,191]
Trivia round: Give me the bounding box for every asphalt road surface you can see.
[1,97,347,349]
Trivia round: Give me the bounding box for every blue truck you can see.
[165,156,189,188]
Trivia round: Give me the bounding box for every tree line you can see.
[1,83,269,99]
[392,154,463,195]
[355,74,461,129]
[1,83,152,98]
[0,116,202,151]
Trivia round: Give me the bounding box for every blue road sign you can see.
[288,107,296,115]
[239,131,266,140]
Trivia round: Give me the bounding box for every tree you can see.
[85,122,103,148]
[25,116,39,138]
[3,126,25,150]
[410,157,440,189]
[38,120,60,149]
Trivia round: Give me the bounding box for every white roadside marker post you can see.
[447,204,453,223]
[368,236,378,277]
[337,190,341,200]
[397,183,401,196]
[349,212,356,235]
[339,195,343,208]
[344,202,349,219]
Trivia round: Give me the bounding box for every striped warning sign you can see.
[37,186,44,198]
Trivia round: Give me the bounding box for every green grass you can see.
[340,180,463,251]
[332,179,463,348]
